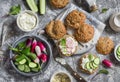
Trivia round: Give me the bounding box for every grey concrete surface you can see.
[0,0,120,82]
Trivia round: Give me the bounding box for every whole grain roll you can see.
[65,10,86,29]
[45,20,67,40]
[96,37,114,55]
[50,0,69,9]
[74,23,94,43]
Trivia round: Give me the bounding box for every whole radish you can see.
[31,39,37,52]
[37,42,47,53]
[40,54,48,63]
[35,45,41,58]
[26,38,32,47]
[102,59,113,68]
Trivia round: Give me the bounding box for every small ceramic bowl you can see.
[50,71,73,82]
[17,10,38,32]
[114,14,120,28]
[10,34,52,76]
[114,44,120,62]
[109,13,120,32]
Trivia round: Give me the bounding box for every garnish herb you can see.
[102,8,108,13]
[98,69,109,74]
[9,5,21,15]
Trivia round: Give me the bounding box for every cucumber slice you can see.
[19,59,26,65]
[14,62,19,65]
[26,0,38,12]
[24,65,30,72]
[117,55,120,59]
[31,68,39,72]
[117,50,120,56]
[89,62,94,69]
[39,0,46,14]
[92,62,98,68]
[117,47,120,52]
[85,62,91,70]
[88,54,95,61]
[18,65,25,71]
[15,55,26,62]
[31,63,41,72]
[93,58,100,65]
[29,62,37,68]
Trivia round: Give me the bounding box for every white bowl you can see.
[17,10,38,32]
[109,12,120,32]
[50,71,73,82]
[114,44,120,62]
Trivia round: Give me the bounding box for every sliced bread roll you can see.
[57,35,78,57]
[79,54,100,74]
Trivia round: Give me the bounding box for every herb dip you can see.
[52,73,71,82]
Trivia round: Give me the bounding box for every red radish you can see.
[31,39,37,52]
[35,46,41,57]
[37,42,47,53]
[26,38,32,47]
[102,59,113,68]
[34,57,40,63]
[40,54,48,63]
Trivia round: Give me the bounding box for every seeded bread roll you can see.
[57,35,78,57]
[50,0,69,9]
[45,20,67,40]
[65,10,86,29]
[79,54,99,74]
[96,37,114,55]
[74,23,94,43]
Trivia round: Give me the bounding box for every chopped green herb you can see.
[98,69,109,74]
[9,5,21,15]
[17,41,26,50]
[102,8,108,13]
[88,54,93,60]
[60,39,66,46]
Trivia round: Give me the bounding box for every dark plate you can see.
[9,34,52,76]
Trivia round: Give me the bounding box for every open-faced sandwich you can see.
[57,35,78,57]
[79,54,100,74]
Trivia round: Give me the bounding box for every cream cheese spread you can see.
[18,12,37,31]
